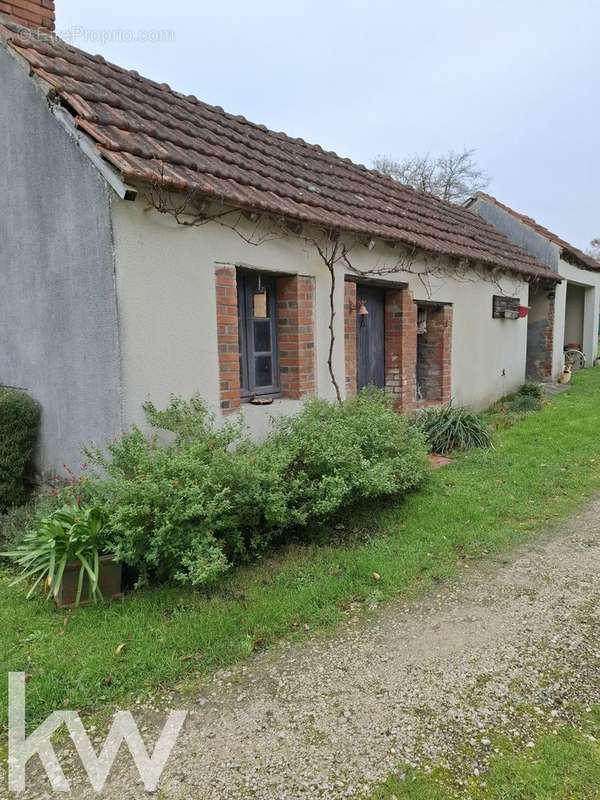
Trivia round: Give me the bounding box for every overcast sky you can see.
[57,0,598,249]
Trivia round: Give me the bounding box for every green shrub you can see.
[0,495,58,551]
[2,504,109,605]
[85,391,429,589]
[518,382,544,400]
[416,404,492,454]
[510,393,542,413]
[85,399,287,587]
[262,389,429,526]
[502,382,544,414]
[0,388,41,512]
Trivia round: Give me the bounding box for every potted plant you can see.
[2,504,122,608]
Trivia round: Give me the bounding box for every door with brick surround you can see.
[356,286,385,390]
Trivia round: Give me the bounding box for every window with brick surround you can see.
[237,270,280,397]
[215,266,316,411]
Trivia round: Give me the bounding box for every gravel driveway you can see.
[13,497,600,799]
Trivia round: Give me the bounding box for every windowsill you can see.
[240,391,282,405]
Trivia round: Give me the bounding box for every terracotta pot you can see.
[54,555,123,609]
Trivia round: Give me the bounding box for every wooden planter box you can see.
[55,555,123,609]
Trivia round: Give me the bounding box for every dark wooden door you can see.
[356,285,385,390]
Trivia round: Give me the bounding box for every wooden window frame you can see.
[237,269,280,399]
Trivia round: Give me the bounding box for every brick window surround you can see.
[344,281,357,399]
[276,274,316,400]
[215,266,315,412]
[384,287,418,410]
[215,265,242,413]
[344,280,452,411]
[0,0,55,30]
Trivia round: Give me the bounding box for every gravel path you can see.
[15,498,600,799]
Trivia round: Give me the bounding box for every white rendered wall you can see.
[111,197,531,439]
[552,258,600,375]
[564,284,585,347]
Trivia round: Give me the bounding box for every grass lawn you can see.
[366,708,600,799]
[2,369,600,735]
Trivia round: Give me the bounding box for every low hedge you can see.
[0,388,41,512]
[84,390,430,589]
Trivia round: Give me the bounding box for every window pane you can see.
[253,320,271,353]
[255,355,272,387]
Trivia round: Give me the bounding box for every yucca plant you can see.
[416,404,493,455]
[2,504,109,606]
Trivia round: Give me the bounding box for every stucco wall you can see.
[112,198,528,437]
[0,46,123,474]
[553,259,600,372]
[564,284,585,347]
[469,196,600,376]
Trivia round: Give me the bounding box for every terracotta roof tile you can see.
[1,19,559,282]
[473,193,600,272]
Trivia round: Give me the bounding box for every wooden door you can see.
[356,285,385,390]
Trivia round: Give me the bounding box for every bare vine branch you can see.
[144,172,531,402]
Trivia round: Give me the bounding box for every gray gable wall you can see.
[468,197,560,272]
[0,44,123,475]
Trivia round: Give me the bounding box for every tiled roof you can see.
[471,193,600,272]
[1,19,559,282]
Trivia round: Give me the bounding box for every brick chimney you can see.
[0,0,55,31]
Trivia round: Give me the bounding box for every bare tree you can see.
[374,147,490,204]
[587,238,600,259]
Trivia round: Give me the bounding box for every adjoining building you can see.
[466,193,600,380]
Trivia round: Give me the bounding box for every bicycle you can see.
[563,348,586,372]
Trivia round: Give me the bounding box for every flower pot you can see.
[54,555,123,609]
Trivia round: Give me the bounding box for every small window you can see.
[237,270,280,397]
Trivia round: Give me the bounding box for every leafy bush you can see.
[261,389,429,526]
[0,495,58,551]
[416,404,492,454]
[510,393,542,413]
[518,382,544,400]
[85,391,428,588]
[0,388,41,512]
[486,383,544,429]
[505,383,543,414]
[2,504,109,605]
[85,439,237,588]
